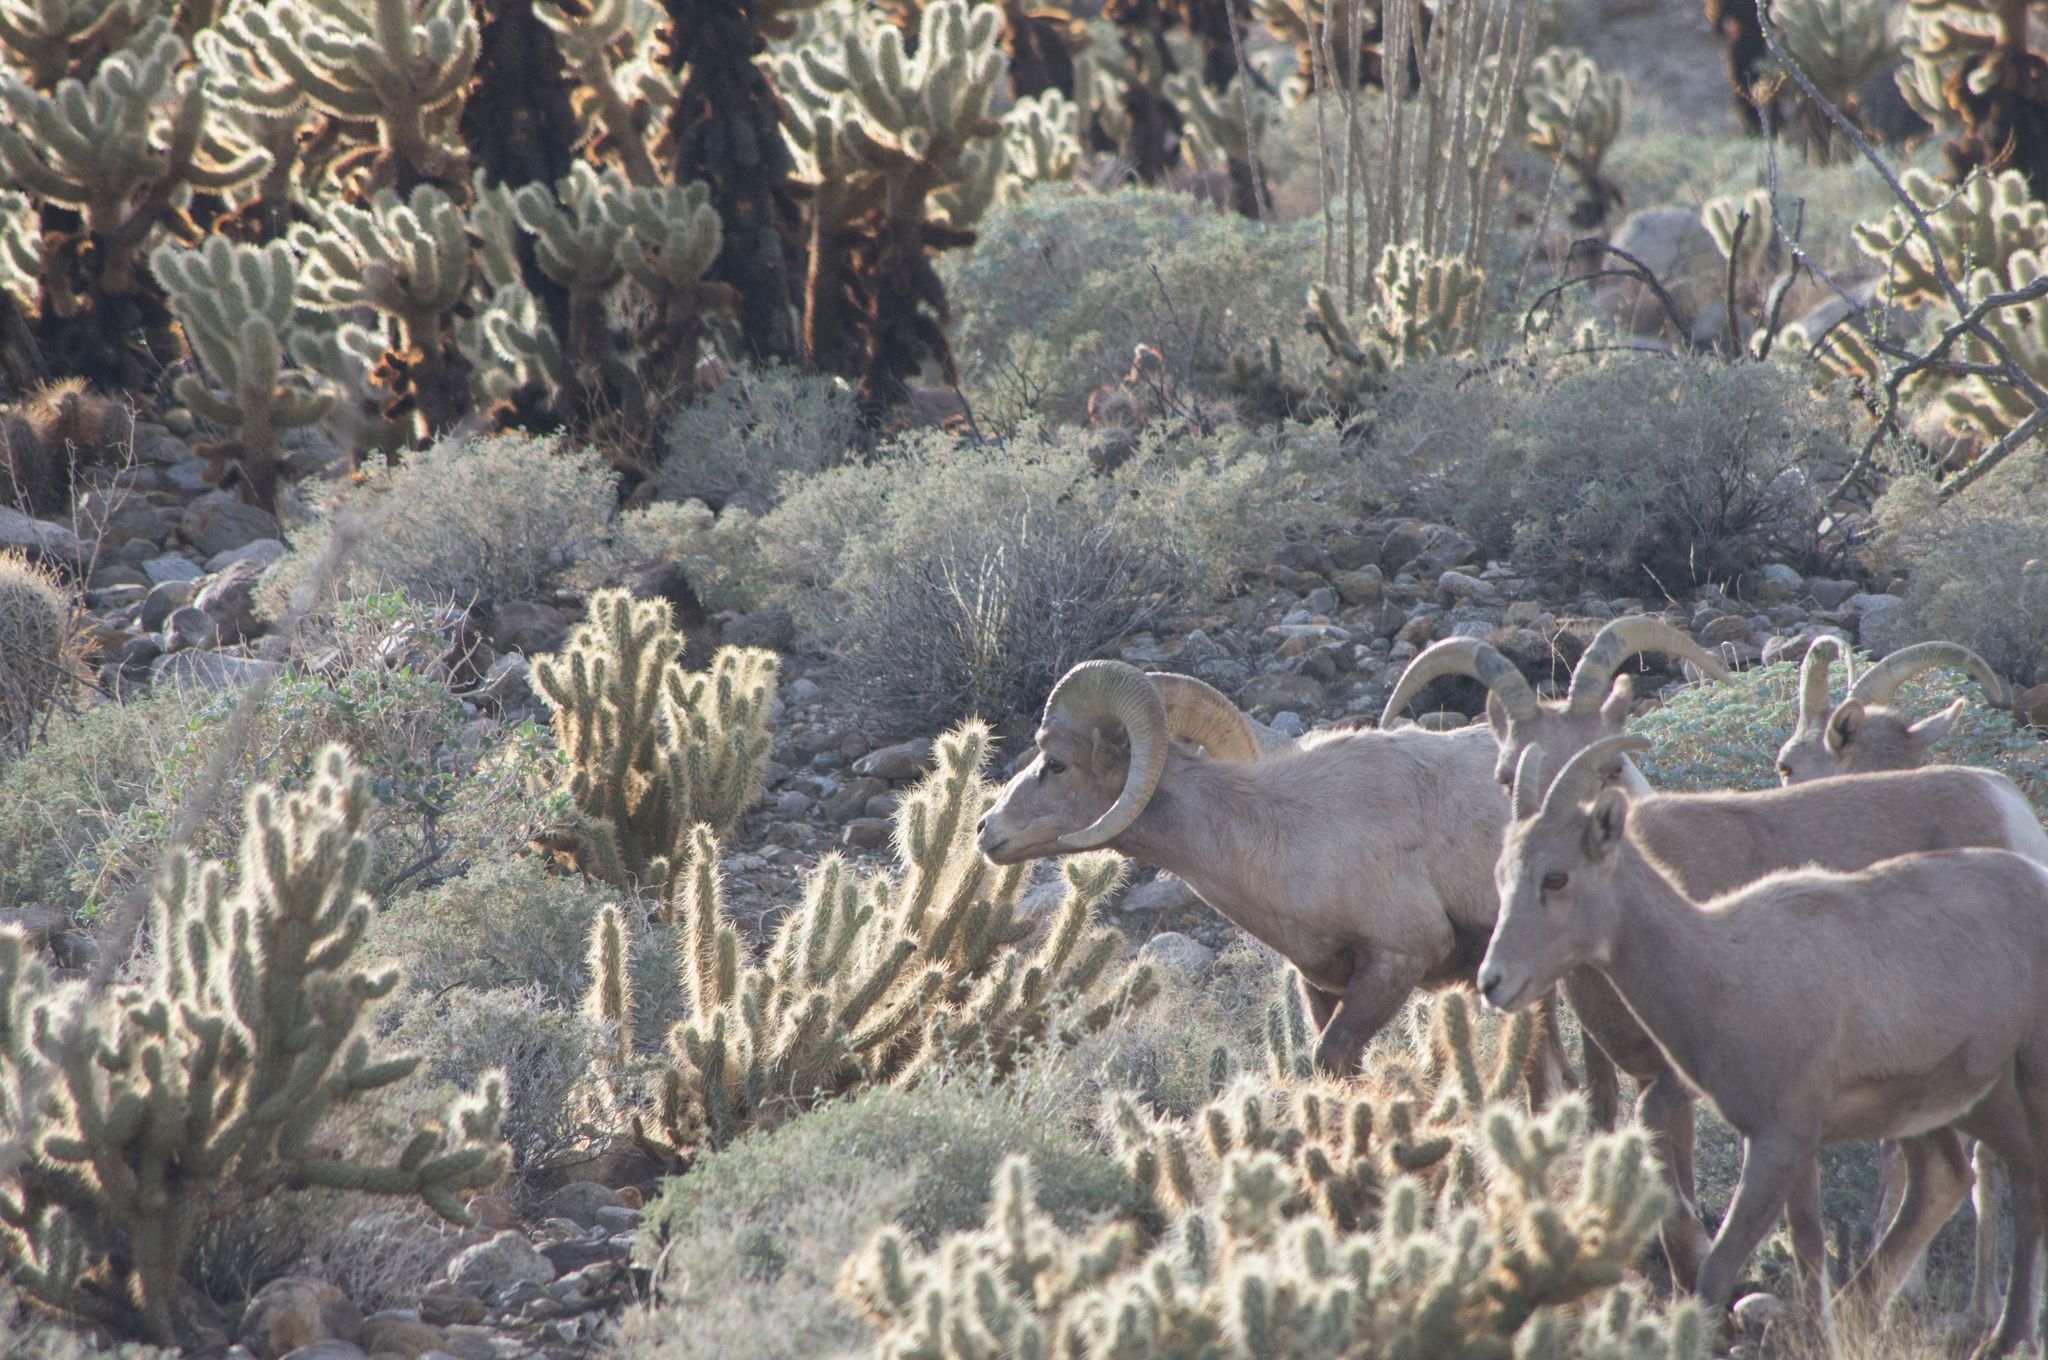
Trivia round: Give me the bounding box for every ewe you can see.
[1776,635,2012,783]
[1479,734,2048,1360]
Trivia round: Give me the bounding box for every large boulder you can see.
[1598,207,1723,338]
[238,1276,362,1360]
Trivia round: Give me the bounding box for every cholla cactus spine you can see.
[0,747,509,1342]
[0,550,79,755]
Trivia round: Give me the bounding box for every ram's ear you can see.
[1907,698,1964,753]
[1585,787,1630,862]
[1823,699,1866,756]
[1086,726,1129,778]
[1486,691,1512,741]
[1599,674,1635,729]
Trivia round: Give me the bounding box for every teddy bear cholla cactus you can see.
[1768,0,1890,160]
[533,588,779,893]
[0,0,159,89]
[843,994,1702,1360]
[1520,46,1625,226]
[0,747,509,1343]
[1814,168,2048,442]
[1300,243,1483,411]
[1896,0,2048,190]
[584,721,1158,1150]
[149,235,332,509]
[783,0,1011,410]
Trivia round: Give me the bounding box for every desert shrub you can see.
[391,985,606,1167]
[1450,355,1842,590]
[759,425,1294,729]
[1633,654,2048,810]
[614,1080,1124,1360]
[41,592,469,919]
[598,497,766,613]
[0,1287,174,1360]
[0,551,83,759]
[654,364,859,512]
[287,1205,464,1315]
[372,856,681,1022]
[942,186,1321,423]
[1875,474,2048,687]
[269,432,618,613]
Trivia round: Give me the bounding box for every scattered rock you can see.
[539,1183,627,1230]
[1801,577,1861,611]
[0,905,67,946]
[1600,207,1723,335]
[593,1204,643,1233]
[842,817,893,849]
[854,737,933,782]
[195,560,265,644]
[1696,614,1752,648]
[141,578,197,631]
[1120,874,1200,917]
[471,654,535,712]
[1848,592,1905,650]
[206,537,288,574]
[1139,931,1217,973]
[1377,520,1476,576]
[75,490,166,546]
[2014,683,2048,731]
[48,932,100,970]
[720,606,796,652]
[182,491,281,558]
[488,601,573,655]
[151,650,283,693]
[1434,570,1496,604]
[277,1344,368,1360]
[445,1230,556,1295]
[415,1290,486,1328]
[1238,673,1323,713]
[143,553,203,585]
[356,1315,446,1360]
[1749,563,1803,604]
[541,1239,619,1275]
[825,775,887,823]
[0,505,83,566]
[163,605,220,653]
[1268,711,1307,738]
[238,1276,362,1360]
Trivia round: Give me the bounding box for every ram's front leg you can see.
[1314,951,1428,1077]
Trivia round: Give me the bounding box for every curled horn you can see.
[1795,635,1849,732]
[1539,735,1653,819]
[1567,617,1732,716]
[1380,638,1539,728]
[1847,642,2013,711]
[1149,672,1263,762]
[1511,745,1547,822]
[1043,661,1170,850]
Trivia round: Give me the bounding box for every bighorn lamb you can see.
[974,659,1519,1080]
[1479,735,2048,1359]
[1776,636,2012,784]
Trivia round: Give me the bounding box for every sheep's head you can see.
[976,661,1261,864]
[1774,637,2009,784]
[1479,735,1648,1015]
[1381,616,1727,793]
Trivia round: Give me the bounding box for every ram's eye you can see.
[1541,871,1569,893]
[1042,758,1067,777]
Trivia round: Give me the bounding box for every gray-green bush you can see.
[1450,355,1845,590]
[654,364,859,512]
[1875,475,2048,688]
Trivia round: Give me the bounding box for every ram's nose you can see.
[1477,969,1506,1011]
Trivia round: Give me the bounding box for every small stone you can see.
[119,634,164,670]
[1268,711,1306,738]
[541,1239,619,1276]
[1696,614,1752,648]
[195,560,265,644]
[48,932,100,970]
[1139,931,1217,973]
[1731,1292,1793,1338]
[278,1344,368,1360]
[238,1276,362,1360]
[1304,586,1339,615]
[87,583,147,610]
[141,578,196,631]
[430,1329,499,1360]
[75,490,167,546]
[446,1230,556,1294]
[786,676,823,706]
[182,491,281,558]
[593,1204,642,1232]
[1238,673,1323,713]
[720,606,796,651]
[163,605,219,653]
[356,1316,446,1360]
[87,563,151,590]
[538,1182,626,1229]
[0,505,83,566]
[1377,519,1477,576]
[773,790,811,818]
[854,737,933,781]
[1120,874,1199,917]
[415,1290,485,1328]
[0,906,67,946]
[206,537,288,574]
[1434,569,1496,603]
[1394,613,1439,647]
[1848,592,1905,649]
[825,775,887,823]
[1801,577,1861,611]
[1750,563,1803,604]
[151,650,283,694]
[865,791,901,819]
[143,553,203,584]
[1329,567,1384,605]
[842,817,893,849]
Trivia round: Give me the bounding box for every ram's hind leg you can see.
[1640,1069,1712,1291]
[1959,1075,2043,1358]
[1313,952,1427,1078]
[1841,1129,1971,1326]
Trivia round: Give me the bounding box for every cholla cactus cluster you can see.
[783,0,1011,407]
[1303,244,1485,408]
[586,721,1158,1150]
[1769,0,1891,128]
[843,993,1704,1360]
[1521,46,1625,226]
[1895,0,2048,188]
[0,748,509,1342]
[0,550,79,756]
[533,588,779,892]
[1819,169,2048,440]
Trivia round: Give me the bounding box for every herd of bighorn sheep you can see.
[974,617,2048,1358]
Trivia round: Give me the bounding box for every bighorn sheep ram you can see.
[1776,636,2013,784]
[974,659,1513,1081]
[1479,735,2048,1359]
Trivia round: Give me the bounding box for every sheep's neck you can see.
[1596,846,1747,1109]
[1111,759,1284,946]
